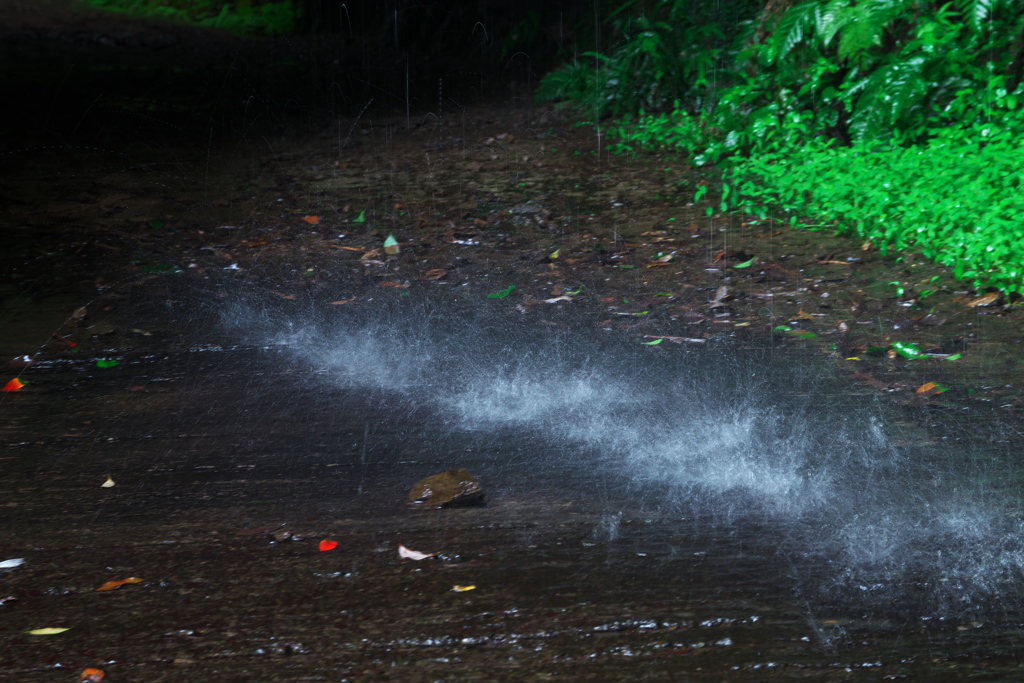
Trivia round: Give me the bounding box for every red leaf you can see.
[2,379,25,392]
[319,539,338,552]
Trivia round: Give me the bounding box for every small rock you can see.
[408,468,485,509]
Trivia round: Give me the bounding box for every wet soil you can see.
[4,3,1024,681]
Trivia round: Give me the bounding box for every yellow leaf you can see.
[452,585,476,592]
[27,627,70,635]
[101,476,115,488]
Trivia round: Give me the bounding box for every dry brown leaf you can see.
[272,292,297,300]
[967,292,999,307]
[326,298,356,305]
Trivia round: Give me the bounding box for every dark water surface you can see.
[4,282,1024,681]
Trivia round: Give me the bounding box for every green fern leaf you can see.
[838,15,877,60]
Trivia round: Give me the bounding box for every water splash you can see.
[227,294,1024,614]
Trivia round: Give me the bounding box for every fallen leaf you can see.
[708,286,729,307]
[52,333,78,348]
[272,292,298,300]
[96,577,144,591]
[733,256,756,268]
[27,627,70,635]
[81,668,105,682]
[424,269,447,280]
[398,544,435,560]
[543,296,573,303]
[326,298,356,305]
[302,215,320,225]
[0,558,25,568]
[384,234,400,255]
[319,539,338,552]
[95,359,119,368]
[487,285,515,299]
[2,378,25,391]
[643,335,705,344]
[378,281,408,288]
[452,585,476,592]
[892,341,924,359]
[916,382,947,395]
[642,338,664,345]
[967,292,999,307]
[793,310,815,321]
[353,210,366,223]
[101,475,115,488]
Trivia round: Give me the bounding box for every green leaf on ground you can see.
[892,342,924,359]
[487,285,515,299]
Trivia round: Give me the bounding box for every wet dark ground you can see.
[6,3,1024,681]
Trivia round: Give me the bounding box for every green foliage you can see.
[722,100,1024,294]
[76,0,300,35]
[536,0,756,117]
[548,0,1024,294]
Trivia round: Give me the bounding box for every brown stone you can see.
[408,468,485,509]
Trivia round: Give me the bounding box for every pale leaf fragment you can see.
[398,544,435,561]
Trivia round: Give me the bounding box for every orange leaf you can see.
[378,281,407,288]
[96,577,144,591]
[3,378,25,391]
[319,539,338,552]
[81,668,105,682]
[302,215,320,225]
[424,269,447,280]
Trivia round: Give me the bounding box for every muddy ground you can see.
[4,2,1024,681]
